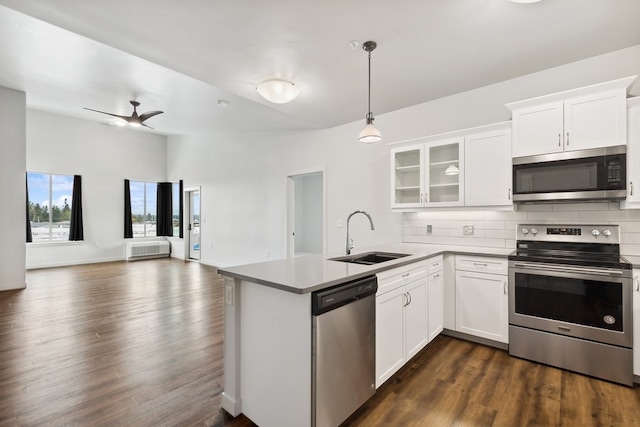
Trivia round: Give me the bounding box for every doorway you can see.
[287,170,325,257]
[186,188,201,261]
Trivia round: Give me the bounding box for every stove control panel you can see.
[516,224,620,243]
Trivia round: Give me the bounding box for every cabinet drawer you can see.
[377,262,427,294]
[455,255,507,275]
[427,255,443,274]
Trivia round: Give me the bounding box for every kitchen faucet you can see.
[346,210,375,255]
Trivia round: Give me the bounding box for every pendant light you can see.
[358,41,382,143]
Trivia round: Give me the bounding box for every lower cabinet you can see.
[427,256,444,342]
[375,262,428,388]
[634,270,640,378]
[455,255,509,344]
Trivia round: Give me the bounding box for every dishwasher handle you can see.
[312,275,378,316]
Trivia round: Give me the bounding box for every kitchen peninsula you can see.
[218,244,512,427]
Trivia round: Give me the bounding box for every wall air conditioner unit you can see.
[126,239,171,261]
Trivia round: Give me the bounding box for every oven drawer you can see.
[455,255,507,275]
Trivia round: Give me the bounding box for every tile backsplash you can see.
[402,202,640,262]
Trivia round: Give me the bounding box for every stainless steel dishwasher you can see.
[311,275,377,427]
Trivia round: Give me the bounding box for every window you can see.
[130,181,157,237]
[172,182,180,237]
[27,172,74,242]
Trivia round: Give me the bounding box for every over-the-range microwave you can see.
[512,145,626,203]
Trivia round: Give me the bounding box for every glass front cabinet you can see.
[391,138,464,208]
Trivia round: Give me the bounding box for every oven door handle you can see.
[511,262,624,277]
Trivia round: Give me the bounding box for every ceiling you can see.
[1,0,640,137]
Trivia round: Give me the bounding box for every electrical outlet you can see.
[225,285,233,306]
[463,225,474,236]
[427,225,432,234]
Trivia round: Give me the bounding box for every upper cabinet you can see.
[390,122,512,209]
[391,138,464,208]
[507,76,636,158]
[622,97,640,209]
[464,124,512,207]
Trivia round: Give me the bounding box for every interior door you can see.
[188,190,200,260]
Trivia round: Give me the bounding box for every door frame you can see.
[285,168,326,258]
[184,186,201,261]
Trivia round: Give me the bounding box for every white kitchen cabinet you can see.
[634,270,640,378]
[391,138,464,208]
[427,255,444,342]
[464,124,512,206]
[622,97,640,209]
[507,76,635,158]
[455,255,508,344]
[391,144,424,208]
[375,262,428,388]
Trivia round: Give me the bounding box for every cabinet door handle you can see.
[407,291,412,306]
[425,192,429,203]
[636,276,639,292]
[558,133,561,147]
[566,132,570,146]
[402,272,411,279]
[508,188,511,200]
[473,262,488,267]
[503,281,507,295]
[630,182,633,196]
[433,273,440,279]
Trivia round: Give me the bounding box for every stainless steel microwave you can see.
[512,145,626,203]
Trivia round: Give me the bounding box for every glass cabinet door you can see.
[426,139,464,206]
[391,146,424,208]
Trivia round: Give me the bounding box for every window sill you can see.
[27,240,84,248]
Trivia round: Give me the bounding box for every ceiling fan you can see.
[84,100,163,129]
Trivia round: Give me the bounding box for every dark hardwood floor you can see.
[0,259,638,426]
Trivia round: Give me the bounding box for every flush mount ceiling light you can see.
[256,79,300,104]
[358,40,382,144]
[445,164,460,176]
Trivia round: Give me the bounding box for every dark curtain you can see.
[156,182,173,237]
[179,180,184,238]
[26,174,32,243]
[124,179,133,238]
[69,175,84,241]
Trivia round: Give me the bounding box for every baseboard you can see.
[442,329,509,351]
[26,256,124,270]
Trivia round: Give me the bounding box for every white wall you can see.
[26,110,168,268]
[167,45,640,268]
[0,86,26,290]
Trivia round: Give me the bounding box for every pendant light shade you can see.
[359,41,381,143]
[256,79,300,104]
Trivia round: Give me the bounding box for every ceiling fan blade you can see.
[141,122,154,129]
[83,107,129,121]
[138,110,164,122]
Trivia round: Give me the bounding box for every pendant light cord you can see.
[367,49,372,118]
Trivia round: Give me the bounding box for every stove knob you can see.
[591,228,601,237]
[530,228,538,236]
[521,227,529,235]
[602,228,612,237]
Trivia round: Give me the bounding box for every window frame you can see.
[27,172,75,243]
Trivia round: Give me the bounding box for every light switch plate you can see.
[463,225,474,236]
[427,225,432,233]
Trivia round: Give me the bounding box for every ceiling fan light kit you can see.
[84,100,163,129]
[359,40,381,144]
[256,79,300,104]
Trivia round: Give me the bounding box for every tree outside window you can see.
[27,172,74,241]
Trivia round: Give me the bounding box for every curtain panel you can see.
[156,182,173,237]
[69,175,84,241]
[179,180,184,239]
[124,179,133,238]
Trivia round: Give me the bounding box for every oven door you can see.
[508,261,632,348]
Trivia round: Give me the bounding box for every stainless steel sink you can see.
[329,251,410,265]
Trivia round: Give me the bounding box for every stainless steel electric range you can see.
[508,224,633,386]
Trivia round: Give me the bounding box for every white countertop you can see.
[218,244,513,294]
